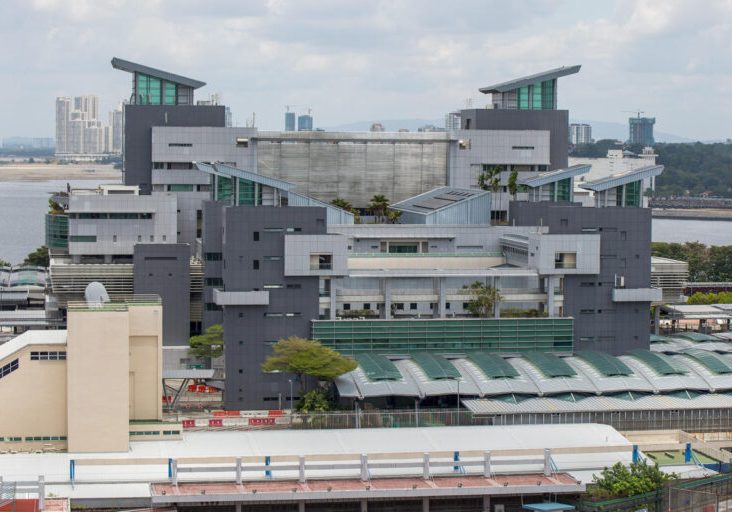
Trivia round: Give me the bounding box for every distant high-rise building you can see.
[285,111,296,131]
[569,123,592,145]
[56,94,121,158]
[445,111,461,131]
[110,105,124,153]
[297,114,313,131]
[55,97,71,154]
[370,122,385,132]
[629,117,655,146]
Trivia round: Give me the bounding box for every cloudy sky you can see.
[1,0,731,140]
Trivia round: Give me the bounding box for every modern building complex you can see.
[298,112,313,131]
[569,123,592,144]
[0,289,169,453]
[284,110,296,131]
[629,115,656,145]
[38,58,670,411]
[55,95,121,159]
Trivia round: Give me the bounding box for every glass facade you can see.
[216,176,233,203]
[515,79,555,110]
[624,180,641,207]
[237,178,262,206]
[517,86,529,109]
[137,73,177,105]
[556,178,571,201]
[311,318,574,355]
[45,214,68,249]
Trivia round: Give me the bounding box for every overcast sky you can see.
[1,0,731,140]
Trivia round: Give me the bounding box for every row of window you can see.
[0,436,67,442]
[30,351,66,361]
[151,184,210,193]
[71,234,167,243]
[0,359,18,379]
[343,302,465,311]
[69,212,153,220]
[264,312,302,318]
[129,430,181,436]
[580,309,616,315]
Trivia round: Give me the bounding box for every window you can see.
[363,303,371,310]
[581,227,598,233]
[204,277,224,286]
[620,231,627,241]
[30,351,66,361]
[263,284,284,289]
[560,219,568,227]
[554,252,577,269]
[253,231,259,241]
[168,143,192,147]
[137,235,142,242]
[264,256,281,261]
[167,184,195,192]
[149,235,154,242]
[580,282,595,287]
[395,303,404,310]
[204,252,222,261]
[112,235,117,242]
[458,140,468,150]
[253,260,259,270]
[284,313,302,317]
[264,227,284,233]
[579,337,595,342]
[445,302,451,310]
[204,303,222,311]
[70,235,96,242]
[236,137,249,147]
[0,359,18,379]
[286,284,302,289]
[410,303,417,310]
[343,304,351,310]
[286,227,302,233]
[310,254,332,270]
[580,309,595,314]
[511,146,535,150]
[264,313,283,318]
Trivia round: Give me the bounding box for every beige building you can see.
[0,295,174,453]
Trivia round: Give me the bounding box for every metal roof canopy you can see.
[111,57,206,89]
[523,352,577,378]
[479,65,581,94]
[519,164,591,188]
[662,304,732,320]
[391,186,489,215]
[411,353,460,380]
[466,352,519,378]
[523,503,575,511]
[682,349,732,375]
[629,349,687,376]
[356,353,402,381]
[579,165,664,192]
[575,351,632,376]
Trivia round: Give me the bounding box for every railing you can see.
[67,294,161,311]
[349,252,504,258]
[310,263,332,270]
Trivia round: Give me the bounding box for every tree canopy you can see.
[189,324,224,359]
[461,281,502,318]
[652,241,732,282]
[261,336,357,383]
[23,246,49,267]
[369,194,390,223]
[590,460,675,499]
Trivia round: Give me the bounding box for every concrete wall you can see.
[511,201,652,354]
[66,309,131,452]
[461,109,569,172]
[124,105,226,194]
[211,206,325,410]
[0,342,68,451]
[134,244,191,353]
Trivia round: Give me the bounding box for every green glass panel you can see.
[45,214,68,249]
[411,353,460,379]
[683,348,732,375]
[467,352,519,378]
[541,79,554,109]
[629,349,686,375]
[517,86,529,109]
[148,76,161,105]
[164,82,177,105]
[624,180,641,207]
[168,184,195,192]
[238,178,257,205]
[523,352,576,377]
[556,178,571,201]
[137,74,149,104]
[216,176,233,203]
[576,351,633,376]
[532,82,542,110]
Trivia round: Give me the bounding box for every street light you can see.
[451,376,461,425]
[288,379,294,412]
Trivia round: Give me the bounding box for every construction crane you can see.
[285,104,299,112]
[622,110,646,118]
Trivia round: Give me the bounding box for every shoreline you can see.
[0,163,121,182]
[652,208,732,221]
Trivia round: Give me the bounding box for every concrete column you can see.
[543,448,552,476]
[493,277,501,318]
[437,277,446,318]
[235,504,242,512]
[329,279,337,320]
[299,456,306,483]
[235,457,242,484]
[38,475,45,511]
[483,451,492,477]
[422,452,430,479]
[482,495,491,512]
[546,276,556,317]
[382,279,392,319]
[360,454,369,481]
[653,306,660,335]
[298,501,305,512]
[360,499,368,512]
[422,497,430,512]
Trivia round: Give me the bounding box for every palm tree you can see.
[387,209,402,224]
[330,197,353,211]
[369,194,390,223]
[478,165,502,224]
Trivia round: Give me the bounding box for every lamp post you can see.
[288,379,294,412]
[451,376,461,425]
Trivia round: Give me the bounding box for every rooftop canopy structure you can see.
[479,65,581,110]
[111,57,206,106]
[579,164,664,207]
[520,164,590,203]
[390,186,491,225]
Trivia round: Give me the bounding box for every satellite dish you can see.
[84,282,110,307]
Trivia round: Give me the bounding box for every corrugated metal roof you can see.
[519,164,590,188]
[356,353,402,381]
[628,349,687,375]
[411,353,461,380]
[391,187,489,215]
[466,352,519,378]
[682,349,732,374]
[479,65,581,94]
[619,355,709,392]
[575,351,632,376]
[675,332,719,342]
[564,358,656,394]
[579,165,664,192]
[523,352,577,377]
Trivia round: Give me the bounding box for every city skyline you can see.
[0,0,731,140]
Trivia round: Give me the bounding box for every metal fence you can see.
[288,409,482,430]
[578,473,732,512]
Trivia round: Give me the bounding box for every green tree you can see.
[297,389,331,413]
[261,336,357,387]
[461,281,502,318]
[387,209,402,224]
[23,246,49,267]
[507,168,519,199]
[590,460,675,499]
[330,197,354,211]
[0,259,10,268]
[652,242,732,282]
[48,198,64,215]
[369,194,390,223]
[188,324,224,359]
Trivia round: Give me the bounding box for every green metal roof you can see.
[650,334,674,343]
[674,332,718,342]
[666,389,703,399]
[355,353,402,381]
[467,352,519,379]
[411,353,460,380]
[576,351,633,376]
[492,393,533,403]
[682,348,732,374]
[607,391,652,401]
[523,352,576,378]
[629,349,687,375]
